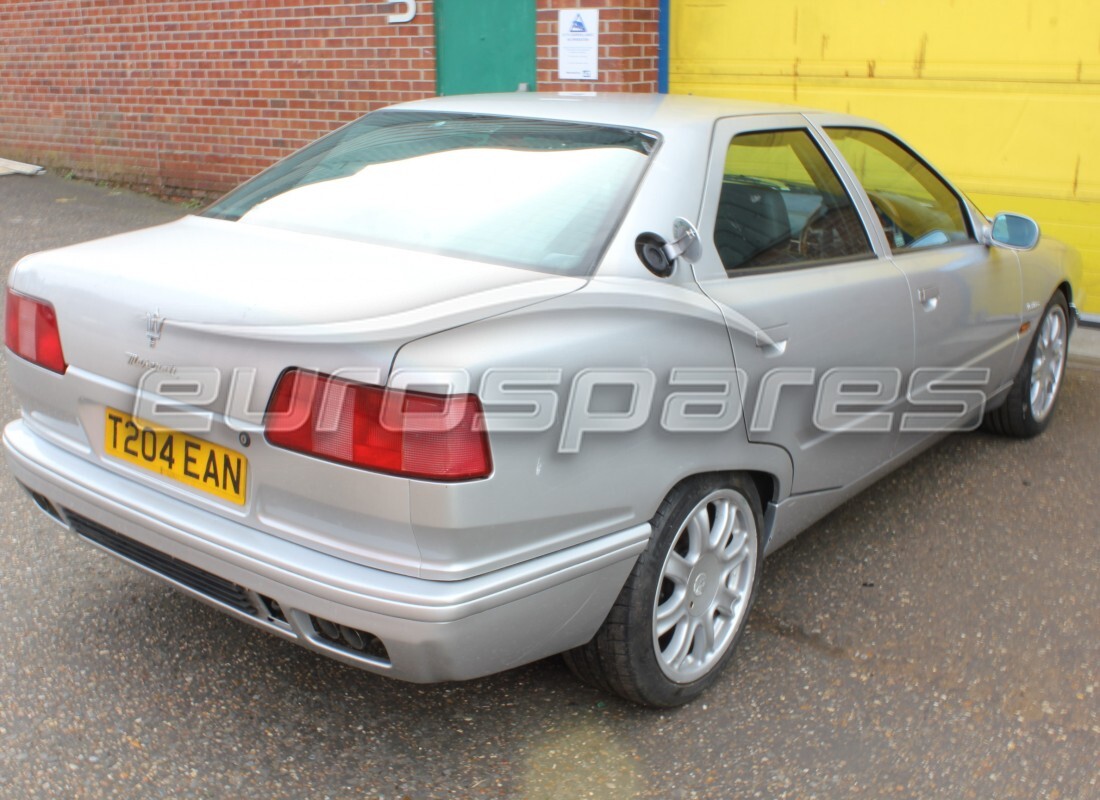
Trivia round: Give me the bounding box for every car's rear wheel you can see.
[983,291,1070,438]
[564,474,762,707]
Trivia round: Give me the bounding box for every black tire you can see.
[982,292,1070,438]
[563,474,763,707]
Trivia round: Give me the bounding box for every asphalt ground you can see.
[1,173,1097,799]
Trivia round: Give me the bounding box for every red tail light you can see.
[5,287,67,374]
[265,369,492,481]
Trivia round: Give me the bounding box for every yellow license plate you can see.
[104,408,248,505]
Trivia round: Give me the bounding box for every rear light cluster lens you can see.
[5,287,67,374]
[265,369,492,481]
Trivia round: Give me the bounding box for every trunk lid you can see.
[12,215,584,395]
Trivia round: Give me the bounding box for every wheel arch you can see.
[1056,280,1074,321]
[654,467,782,543]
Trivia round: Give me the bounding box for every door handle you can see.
[918,286,939,311]
[754,324,789,356]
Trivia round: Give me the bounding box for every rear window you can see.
[204,111,657,276]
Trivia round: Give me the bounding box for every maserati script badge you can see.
[145,310,166,348]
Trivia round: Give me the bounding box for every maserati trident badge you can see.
[145,309,166,348]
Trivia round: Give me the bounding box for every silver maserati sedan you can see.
[4,93,1083,706]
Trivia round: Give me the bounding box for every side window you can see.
[714,129,873,273]
[825,127,973,252]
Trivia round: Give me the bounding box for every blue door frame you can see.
[658,0,670,93]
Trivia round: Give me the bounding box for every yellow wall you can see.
[670,0,1100,315]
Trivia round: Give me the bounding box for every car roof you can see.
[391,92,838,133]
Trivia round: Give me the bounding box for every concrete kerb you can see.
[1069,323,1100,367]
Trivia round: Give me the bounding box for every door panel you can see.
[693,116,915,495]
[819,124,1023,444]
[436,0,536,95]
[888,243,1023,449]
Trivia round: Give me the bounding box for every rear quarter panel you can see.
[391,277,794,580]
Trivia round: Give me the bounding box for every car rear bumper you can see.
[4,418,648,682]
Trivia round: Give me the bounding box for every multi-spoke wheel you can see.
[563,475,763,707]
[652,489,757,684]
[983,291,1070,438]
[1028,301,1067,423]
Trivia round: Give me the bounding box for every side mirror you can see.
[988,213,1040,251]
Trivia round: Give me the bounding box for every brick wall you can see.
[0,1,658,199]
[0,0,438,198]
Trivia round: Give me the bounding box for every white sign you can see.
[558,9,599,81]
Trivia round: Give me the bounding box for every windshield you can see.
[204,111,658,275]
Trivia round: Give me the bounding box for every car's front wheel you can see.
[983,291,1070,438]
[564,475,762,707]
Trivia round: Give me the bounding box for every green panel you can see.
[436,0,536,96]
